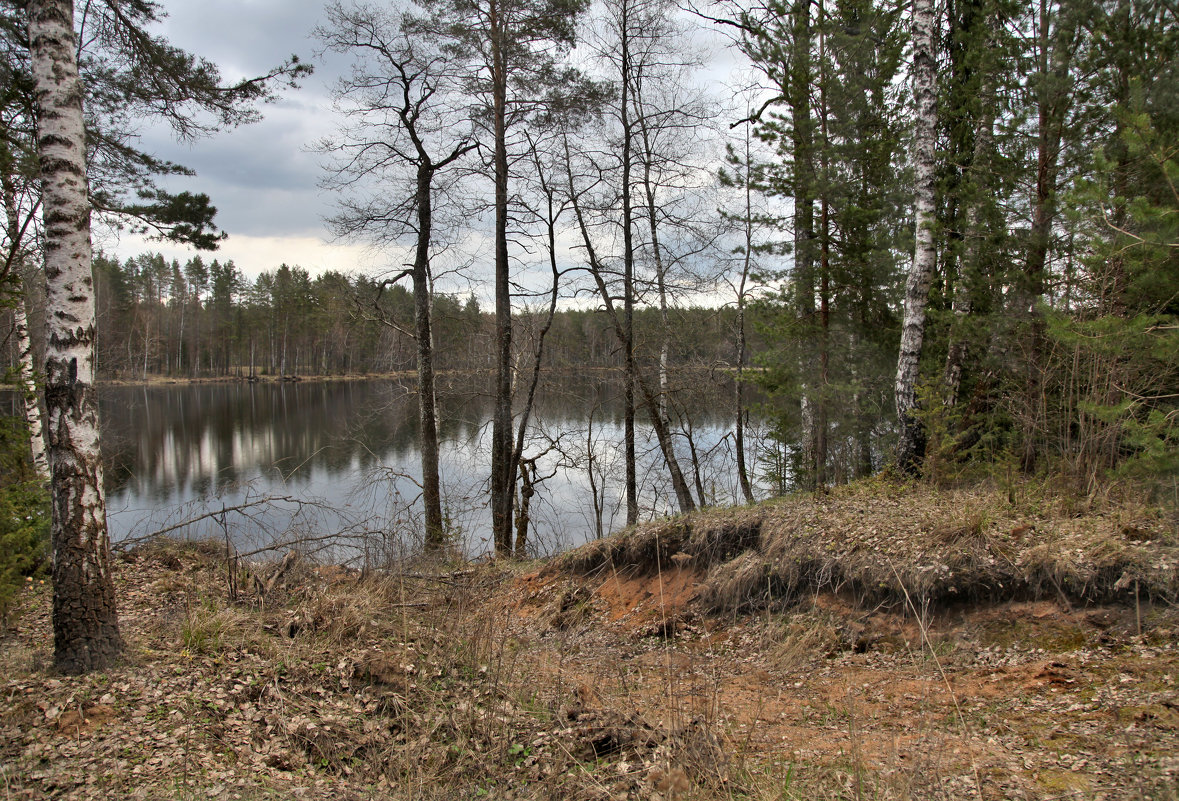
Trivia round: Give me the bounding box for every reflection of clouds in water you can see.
[100,377,759,558]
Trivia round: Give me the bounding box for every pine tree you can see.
[739,0,907,488]
[410,0,595,555]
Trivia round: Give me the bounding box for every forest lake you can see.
[13,374,761,562]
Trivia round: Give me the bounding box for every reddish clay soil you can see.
[504,564,1179,800]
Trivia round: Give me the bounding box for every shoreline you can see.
[92,364,733,388]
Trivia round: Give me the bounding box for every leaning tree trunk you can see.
[566,135,696,516]
[28,0,122,674]
[894,0,939,474]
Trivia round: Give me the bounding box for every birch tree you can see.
[29,0,122,673]
[894,0,939,473]
[2,133,48,481]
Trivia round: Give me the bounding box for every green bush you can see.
[0,416,49,623]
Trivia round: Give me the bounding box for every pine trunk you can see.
[489,0,516,556]
[1019,0,1076,472]
[943,101,994,407]
[29,0,122,674]
[620,0,639,526]
[791,0,817,490]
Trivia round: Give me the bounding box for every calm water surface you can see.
[94,376,754,560]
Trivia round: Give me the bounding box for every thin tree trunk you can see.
[791,0,818,489]
[636,109,671,425]
[489,0,516,556]
[567,140,696,515]
[29,0,121,674]
[2,159,49,483]
[1019,0,1076,472]
[894,0,939,474]
[943,100,994,407]
[734,129,755,504]
[620,0,639,526]
[510,143,561,556]
[14,298,50,482]
[413,164,445,553]
[514,460,534,557]
[176,297,185,375]
[586,409,604,539]
[815,0,830,487]
[817,181,830,488]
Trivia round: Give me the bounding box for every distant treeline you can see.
[40,252,753,379]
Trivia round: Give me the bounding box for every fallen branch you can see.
[264,550,300,596]
[112,495,304,551]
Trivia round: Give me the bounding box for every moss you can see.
[1036,769,1092,794]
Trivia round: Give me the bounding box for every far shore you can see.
[94,364,740,388]
[97,370,421,387]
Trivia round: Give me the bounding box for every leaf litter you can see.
[0,481,1177,799]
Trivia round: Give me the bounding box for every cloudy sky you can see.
[103,0,749,287]
[103,0,380,279]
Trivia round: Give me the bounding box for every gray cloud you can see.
[117,1,350,250]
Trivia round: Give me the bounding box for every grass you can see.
[560,479,1179,612]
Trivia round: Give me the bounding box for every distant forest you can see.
[49,252,752,380]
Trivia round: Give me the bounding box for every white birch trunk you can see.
[2,155,50,483]
[894,0,939,473]
[29,0,121,673]
[14,300,50,481]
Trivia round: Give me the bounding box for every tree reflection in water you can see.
[97,374,763,560]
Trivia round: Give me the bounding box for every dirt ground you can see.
[1,539,1177,800]
[511,562,1179,800]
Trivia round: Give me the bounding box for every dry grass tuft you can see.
[561,479,1179,614]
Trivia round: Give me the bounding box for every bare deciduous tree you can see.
[318,2,477,553]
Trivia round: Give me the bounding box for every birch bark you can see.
[13,299,49,482]
[2,160,49,483]
[894,0,939,473]
[28,0,122,673]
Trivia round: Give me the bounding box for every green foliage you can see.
[742,0,907,490]
[1047,86,1179,488]
[0,417,49,623]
